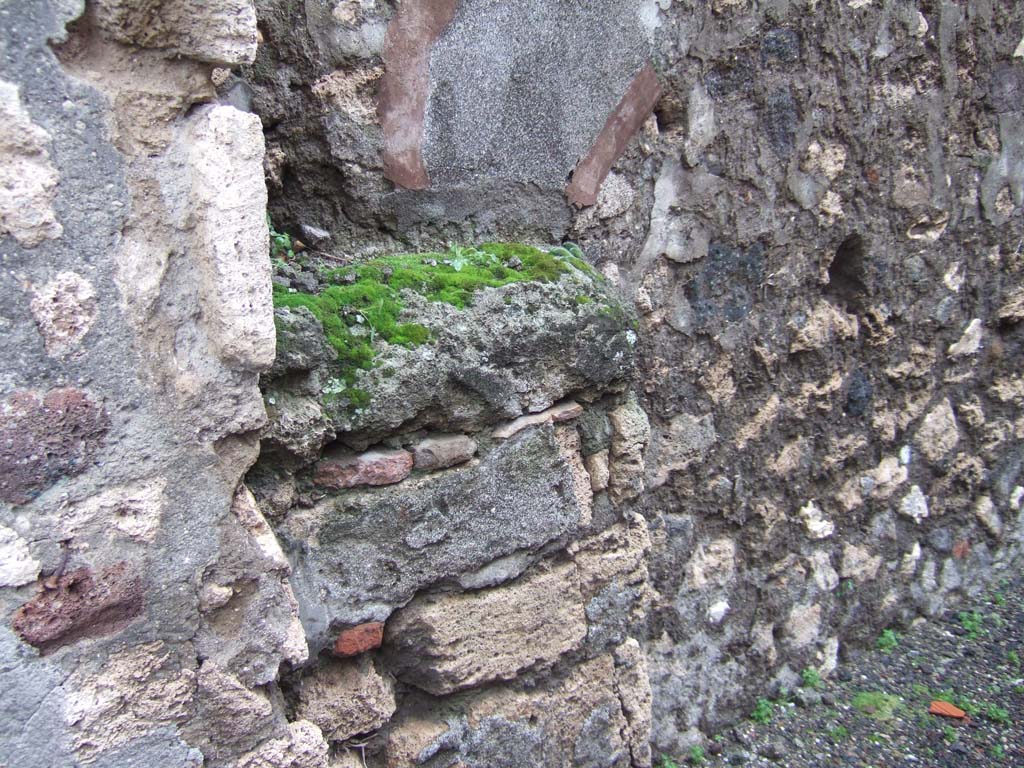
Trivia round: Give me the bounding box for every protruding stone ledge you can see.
[492,400,584,440]
[411,434,478,471]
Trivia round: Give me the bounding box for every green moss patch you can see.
[272,242,591,406]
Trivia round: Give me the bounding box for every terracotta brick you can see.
[313,450,413,489]
[333,621,385,657]
[929,700,966,719]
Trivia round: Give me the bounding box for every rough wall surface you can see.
[2,0,1023,767]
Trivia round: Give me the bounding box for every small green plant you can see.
[993,591,1006,606]
[992,744,1006,760]
[750,697,773,724]
[655,756,680,768]
[982,702,1011,726]
[800,667,822,689]
[852,691,901,720]
[958,610,984,639]
[876,629,900,653]
[827,725,849,742]
[1007,650,1020,668]
[268,215,295,262]
[687,745,706,765]
[941,724,958,743]
[838,579,856,597]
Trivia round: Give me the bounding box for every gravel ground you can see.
[660,578,1024,768]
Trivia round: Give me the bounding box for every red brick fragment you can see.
[566,63,662,207]
[333,621,385,657]
[952,539,971,559]
[12,562,143,654]
[0,388,109,504]
[314,450,413,489]
[929,700,966,719]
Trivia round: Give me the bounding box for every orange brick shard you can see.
[929,700,966,719]
[333,621,385,657]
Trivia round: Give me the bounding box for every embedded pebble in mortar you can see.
[899,485,929,524]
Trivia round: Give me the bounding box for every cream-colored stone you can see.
[188,105,275,371]
[380,713,451,768]
[554,424,593,527]
[736,394,780,450]
[772,438,808,477]
[803,140,847,181]
[788,300,858,353]
[900,541,922,576]
[234,720,329,768]
[295,657,396,742]
[384,561,587,695]
[790,372,844,419]
[570,513,652,625]
[700,357,736,405]
[799,500,835,539]
[232,483,289,571]
[0,525,40,586]
[885,344,937,381]
[191,663,276,759]
[584,449,610,491]
[1011,486,1024,511]
[997,286,1024,324]
[840,543,882,583]
[311,66,382,125]
[892,164,931,208]
[821,433,869,474]
[974,496,1003,538]
[947,318,983,357]
[94,0,259,65]
[609,393,651,454]
[65,642,197,763]
[688,538,736,588]
[785,603,822,648]
[0,80,62,246]
[384,652,644,768]
[614,638,654,767]
[651,411,716,486]
[835,475,864,512]
[64,477,167,542]
[898,485,929,524]
[750,621,777,665]
[608,394,651,503]
[869,456,907,499]
[991,375,1024,404]
[817,637,840,676]
[30,272,97,356]
[595,171,636,219]
[914,398,959,462]
[809,550,839,591]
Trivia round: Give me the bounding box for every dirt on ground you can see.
[670,577,1024,768]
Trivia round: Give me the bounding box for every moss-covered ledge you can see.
[263,242,636,454]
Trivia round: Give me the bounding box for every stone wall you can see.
[1,0,1023,766]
